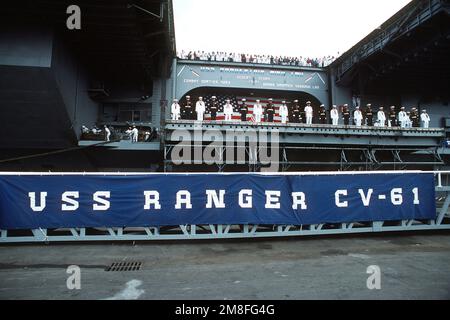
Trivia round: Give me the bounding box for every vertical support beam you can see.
[372,221,384,231]
[437,172,442,188]
[436,194,450,225]
[172,58,177,100]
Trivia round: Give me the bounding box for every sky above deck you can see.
[173,0,412,58]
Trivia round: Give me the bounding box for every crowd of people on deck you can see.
[170,97,432,128]
[177,50,337,68]
[81,124,159,142]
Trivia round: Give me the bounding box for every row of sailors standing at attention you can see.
[170,98,431,128]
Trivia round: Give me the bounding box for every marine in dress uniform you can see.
[318,104,327,124]
[182,96,193,120]
[239,98,248,122]
[209,96,219,120]
[342,104,350,125]
[388,106,397,127]
[265,98,275,122]
[291,100,301,123]
[365,104,373,126]
[410,107,419,127]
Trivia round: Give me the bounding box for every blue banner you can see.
[0,173,436,230]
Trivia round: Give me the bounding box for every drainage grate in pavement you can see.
[105,261,142,272]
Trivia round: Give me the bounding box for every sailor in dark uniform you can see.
[209,95,219,121]
[410,107,419,127]
[265,98,275,122]
[291,100,301,123]
[342,104,350,126]
[239,98,248,122]
[388,106,397,127]
[365,103,373,126]
[182,95,193,120]
[318,104,327,124]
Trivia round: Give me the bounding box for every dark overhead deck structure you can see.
[1,0,175,80]
[0,1,174,157]
[331,0,450,94]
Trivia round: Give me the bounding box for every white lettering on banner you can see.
[206,190,226,208]
[335,190,348,208]
[143,191,161,210]
[62,191,79,211]
[292,192,307,210]
[239,189,253,208]
[412,187,420,204]
[175,190,192,209]
[391,188,403,205]
[25,188,422,212]
[28,192,47,212]
[265,191,281,209]
[93,191,110,211]
[358,189,373,207]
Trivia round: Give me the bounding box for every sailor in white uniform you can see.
[104,125,111,142]
[330,105,339,125]
[279,101,289,124]
[405,112,412,128]
[304,101,313,125]
[377,107,386,127]
[171,98,181,120]
[253,99,263,123]
[223,99,234,121]
[353,106,363,126]
[131,126,139,143]
[398,106,407,128]
[195,96,206,121]
[420,109,430,128]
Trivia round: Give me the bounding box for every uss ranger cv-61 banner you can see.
[0,173,436,230]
